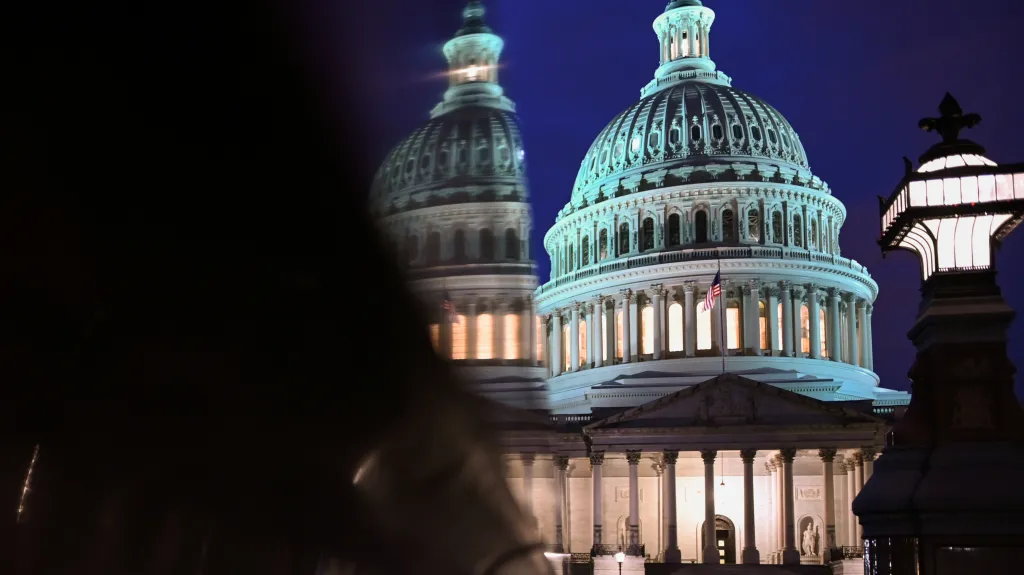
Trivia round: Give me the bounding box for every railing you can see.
[837,546,864,559]
[405,261,537,280]
[590,544,645,557]
[550,414,594,424]
[570,553,592,564]
[539,245,871,294]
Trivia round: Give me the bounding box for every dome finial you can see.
[917,93,986,164]
[665,0,703,11]
[456,0,492,37]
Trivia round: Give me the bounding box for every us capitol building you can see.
[370,1,911,570]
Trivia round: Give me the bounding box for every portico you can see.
[501,374,884,566]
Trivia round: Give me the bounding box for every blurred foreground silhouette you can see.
[3,0,551,573]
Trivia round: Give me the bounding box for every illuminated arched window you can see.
[615,310,624,359]
[581,236,590,266]
[793,214,804,248]
[696,300,712,350]
[759,301,768,350]
[668,303,684,352]
[535,317,543,364]
[641,305,654,354]
[726,301,741,349]
[819,308,828,359]
[452,314,468,360]
[429,323,440,354]
[578,319,588,367]
[562,324,570,371]
[476,313,493,360]
[800,304,810,354]
[504,313,520,359]
[599,229,609,260]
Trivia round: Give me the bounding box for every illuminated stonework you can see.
[534,0,910,415]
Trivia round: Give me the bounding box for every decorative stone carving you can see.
[740,449,757,463]
[768,286,780,297]
[683,280,697,293]
[842,292,857,304]
[521,453,535,465]
[859,449,876,462]
[797,487,823,501]
[697,385,757,423]
[663,450,679,465]
[589,451,605,466]
[625,450,642,465]
[700,449,717,464]
[779,448,797,462]
[554,455,570,470]
[827,287,839,298]
[818,448,837,462]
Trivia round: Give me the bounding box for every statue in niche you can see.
[799,517,821,556]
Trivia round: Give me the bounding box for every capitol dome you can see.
[370,1,547,411]
[570,82,811,209]
[533,0,910,415]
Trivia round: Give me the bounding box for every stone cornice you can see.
[380,201,533,226]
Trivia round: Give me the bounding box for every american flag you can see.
[441,290,459,323]
[702,271,722,312]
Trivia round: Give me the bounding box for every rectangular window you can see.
[696,303,712,351]
[727,307,741,349]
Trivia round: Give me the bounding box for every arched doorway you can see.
[700,515,737,564]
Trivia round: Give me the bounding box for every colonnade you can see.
[430,295,541,362]
[516,448,877,565]
[544,279,874,377]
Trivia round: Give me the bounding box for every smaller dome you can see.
[370,106,529,214]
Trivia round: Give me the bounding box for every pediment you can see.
[584,374,880,430]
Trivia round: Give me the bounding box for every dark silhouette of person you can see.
[2,0,551,573]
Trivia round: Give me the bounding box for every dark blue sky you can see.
[331,0,1024,394]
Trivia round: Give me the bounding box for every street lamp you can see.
[614,551,625,574]
[855,93,1024,575]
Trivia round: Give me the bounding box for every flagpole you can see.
[718,255,726,375]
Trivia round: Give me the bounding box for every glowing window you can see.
[476,314,494,360]
[819,308,828,359]
[800,305,810,354]
[668,303,684,352]
[759,301,768,350]
[562,324,570,371]
[727,304,740,350]
[579,319,588,367]
[696,301,712,350]
[535,316,543,364]
[452,314,468,360]
[504,313,519,360]
[631,136,642,153]
[641,306,654,354]
[429,323,440,354]
[615,310,624,359]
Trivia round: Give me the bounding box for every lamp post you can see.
[614,551,625,575]
[854,93,1024,574]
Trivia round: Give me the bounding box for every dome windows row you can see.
[548,199,840,279]
[397,225,528,267]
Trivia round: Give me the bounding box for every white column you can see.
[859,302,870,369]
[570,305,580,372]
[807,286,822,359]
[820,449,838,564]
[852,453,864,545]
[593,298,604,368]
[766,461,777,558]
[781,282,794,357]
[622,291,633,363]
[865,304,874,370]
[845,457,857,547]
[781,449,799,565]
[701,449,718,564]
[553,455,568,553]
[835,461,848,550]
[590,452,604,550]
[663,451,680,562]
[652,285,665,360]
[846,294,859,367]
[774,454,785,560]
[828,288,841,361]
[604,302,615,364]
[861,449,875,484]
[626,450,641,552]
[744,281,760,353]
[768,287,780,355]
[522,453,535,518]
[466,301,478,360]
[740,449,760,564]
[684,282,697,357]
[551,312,562,377]
[628,291,639,362]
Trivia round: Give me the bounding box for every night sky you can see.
[332,0,1024,395]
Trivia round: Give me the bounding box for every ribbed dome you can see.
[571,81,811,208]
[370,106,528,214]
